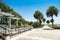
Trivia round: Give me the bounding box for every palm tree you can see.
[34,10,43,25]
[46,6,58,26]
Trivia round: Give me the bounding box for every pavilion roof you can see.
[7,17,20,20]
[0,12,14,17]
[0,11,20,20]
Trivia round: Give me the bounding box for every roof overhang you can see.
[7,17,20,20]
[0,12,14,17]
[0,12,20,20]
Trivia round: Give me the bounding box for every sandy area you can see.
[10,26,60,40]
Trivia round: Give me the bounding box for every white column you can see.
[8,18,11,28]
[16,19,18,26]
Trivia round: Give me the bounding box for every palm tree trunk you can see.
[52,10,54,27]
[39,19,41,26]
[37,19,39,26]
[52,16,54,27]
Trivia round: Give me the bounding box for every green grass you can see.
[48,25,60,29]
[32,24,44,28]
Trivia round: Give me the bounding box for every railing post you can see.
[5,35,10,40]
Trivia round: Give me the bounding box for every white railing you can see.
[0,25,32,35]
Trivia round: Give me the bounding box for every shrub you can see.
[48,25,60,29]
[32,22,44,28]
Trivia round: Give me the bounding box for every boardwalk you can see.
[10,26,60,40]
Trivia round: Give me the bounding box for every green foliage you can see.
[48,25,60,29]
[46,20,50,24]
[52,25,60,29]
[46,6,58,17]
[32,22,38,28]
[28,21,33,25]
[32,22,44,28]
[18,22,21,26]
[15,26,21,28]
[19,18,26,24]
[0,16,8,25]
[10,25,21,29]
[42,18,46,23]
[50,19,54,23]
[34,11,43,19]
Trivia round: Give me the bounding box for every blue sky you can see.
[2,0,60,24]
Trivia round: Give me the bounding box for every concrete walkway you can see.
[10,26,60,40]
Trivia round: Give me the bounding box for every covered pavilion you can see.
[0,9,20,28]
